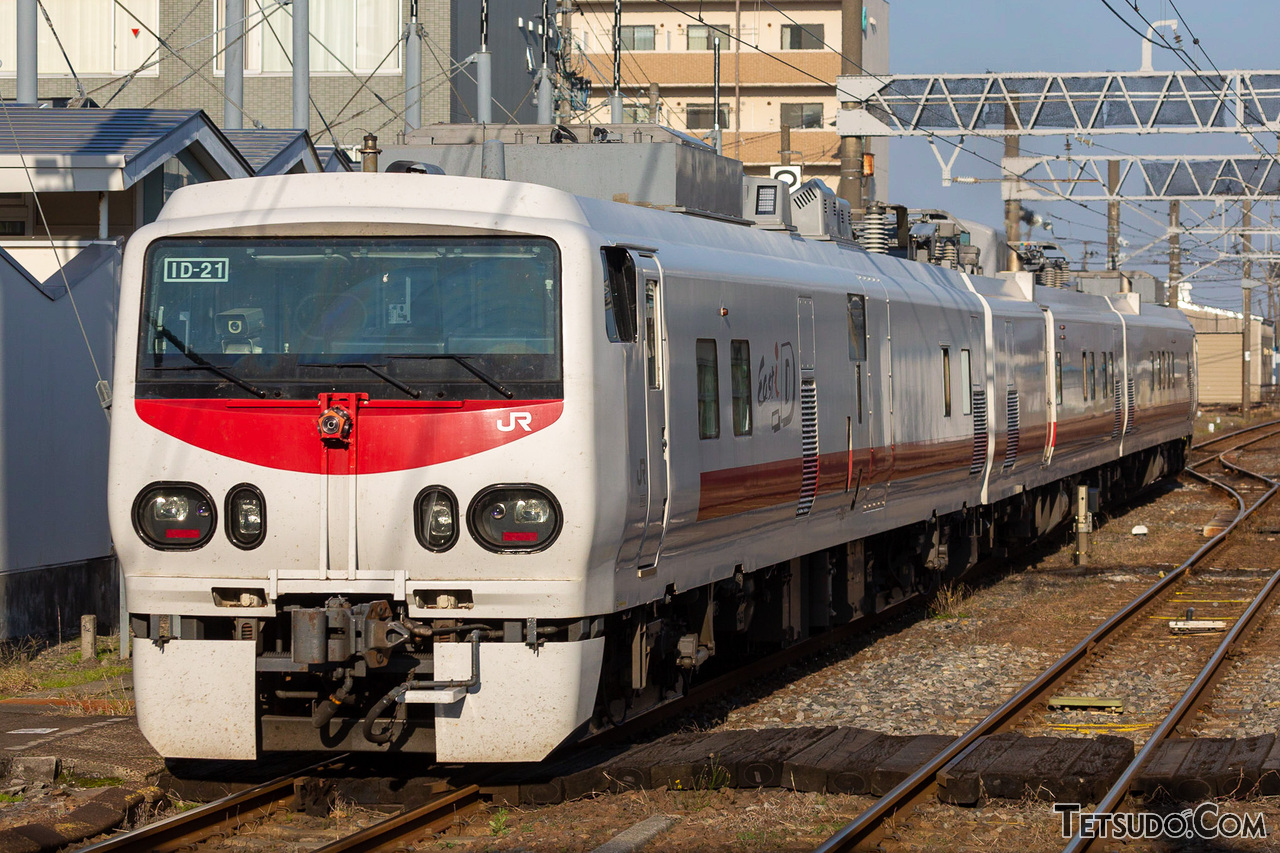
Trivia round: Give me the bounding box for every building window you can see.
[0,0,159,77]
[686,104,729,130]
[215,0,401,75]
[687,24,711,50]
[731,340,752,436]
[618,24,655,51]
[622,104,651,124]
[780,103,823,129]
[697,339,720,439]
[781,23,824,50]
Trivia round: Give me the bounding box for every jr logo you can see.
[496,412,533,432]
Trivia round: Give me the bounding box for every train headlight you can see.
[132,483,216,550]
[468,485,562,553]
[225,485,267,550]
[415,487,458,552]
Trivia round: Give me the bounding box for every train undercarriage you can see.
[131,439,1188,759]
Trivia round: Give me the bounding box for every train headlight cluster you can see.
[225,485,266,549]
[468,485,561,553]
[133,483,216,550]
[415,487,459,552]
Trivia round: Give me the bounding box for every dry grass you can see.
[0,637,43,696]
[58,675,134,716]
[928,583,971,620]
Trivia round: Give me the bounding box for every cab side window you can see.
[602,247,636,343]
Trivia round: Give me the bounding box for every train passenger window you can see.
[1150,352,1156,392]
[856,364,863,424]
[960,349,972,416]
[730,340,752,436]
[1081,352,1088,402]
[602,248,637,343]
[846,294,867,361]
[696,339,720,439]
[941,347,952,417]
[1089,352,1096,402]
[1055,352,1063,406]
[645,279,660,389]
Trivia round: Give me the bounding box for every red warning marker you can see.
[131,28,140,37]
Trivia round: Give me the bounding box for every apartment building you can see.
[0,0,543,140]
[570,0,889,196]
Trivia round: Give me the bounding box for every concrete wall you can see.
[0,241,118,639]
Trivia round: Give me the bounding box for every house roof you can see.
[0,107,254,191]
[222,128,324,175]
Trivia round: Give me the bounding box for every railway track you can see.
[76,761,482,853]
[814,421,1280,853]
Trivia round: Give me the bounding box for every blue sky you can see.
[885,1,1280,309]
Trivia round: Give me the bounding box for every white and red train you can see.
[109,161,1194,762]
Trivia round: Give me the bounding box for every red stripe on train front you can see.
[135,398,564,474]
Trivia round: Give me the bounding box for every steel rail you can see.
[309,784,482,853]
[1189,417,1280,453]
[1063,434,1280,852]
[78,757,345,853]
[814,427,1280,853]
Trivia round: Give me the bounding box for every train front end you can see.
[109,175,610,762]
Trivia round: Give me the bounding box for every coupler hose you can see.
[311,674,354,729]
[361,631,483,745]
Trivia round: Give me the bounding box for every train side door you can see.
[1042,307,1057,466]
[634,254,669,574]
[845,293,870,506]
[860,282,890,511]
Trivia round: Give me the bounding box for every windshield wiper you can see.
[387,354,515,399]
[300,362,421,399]
[145,315,268,398]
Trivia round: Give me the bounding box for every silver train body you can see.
[109,172,1194,762]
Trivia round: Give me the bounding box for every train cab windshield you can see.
[138,237,562,400]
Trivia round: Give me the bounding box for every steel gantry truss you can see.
[1003,156,1280,202]
[836,70,1280,137]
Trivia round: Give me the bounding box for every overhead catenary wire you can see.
[250,0,341,148]
[35,0,86,101]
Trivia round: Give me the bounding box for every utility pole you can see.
[733,0,741,158]
[837,0,864,212]
[781,124,792,167]
[1004,99,1021,272]
[1106,160,1120,270]
[610,0,623,123]
[404,0,422,133]
[537,0,553,124]
[224,0,244,129]
[1168,200,1181,306]
[1243,284,1253,420]
[477,0,493,123]
[712,38,723,154]
[16,0,36,105]
[1243,200,1253,420]
[292,0,309,130]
